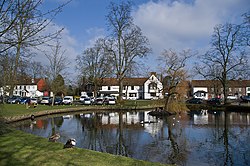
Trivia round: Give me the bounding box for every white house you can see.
[0,78,45,97]
[99,73,163,100]
[246,86,250,96]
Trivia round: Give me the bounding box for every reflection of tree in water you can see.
[202,112,250,165]
[165,115,188,165]
[140,115,188,165]
[77,112,138,157]
[54,116,63,128]
[115,112,128,156]
[80,113,103,151]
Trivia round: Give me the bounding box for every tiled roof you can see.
[191,80,250,87]
[101,77,148,86]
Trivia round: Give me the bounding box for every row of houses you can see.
[1,72,250,100]
[192,80,250,100]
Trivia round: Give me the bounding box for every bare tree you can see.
[0,52,15,98]
[195,23,249,104]
[28,61,44,79]
[45,40,69,105]
[0,0,19,53]
[158,49,193,112]
[242,12,250,47]
[105,1,151,101]
[76,38,112,97]
[1,0,70,96]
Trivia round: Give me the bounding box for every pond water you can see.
[13,110,250,165]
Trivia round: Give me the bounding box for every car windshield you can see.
[42,97,49,100]
[64,98,70,100]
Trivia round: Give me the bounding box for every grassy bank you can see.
[0,100,165,119]
[0,101,169,166]
[0,129,166,166]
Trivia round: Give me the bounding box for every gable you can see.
[101,78,148,86]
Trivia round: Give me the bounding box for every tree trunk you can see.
[164,95,171,111]
[118,78,123,103]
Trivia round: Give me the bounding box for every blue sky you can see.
[38,0,250,79]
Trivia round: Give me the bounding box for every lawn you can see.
[0,104,81,117]
[0,102,170,166]
[0,128,166,166]
[0,100,165,118]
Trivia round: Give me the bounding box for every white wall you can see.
[144,75,163,100]
[193,87,208,100]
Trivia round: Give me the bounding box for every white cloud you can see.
[83,27,105,49]
[32,22,80,80]
[133,0,249,56]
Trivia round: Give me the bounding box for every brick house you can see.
[191,80,250,100]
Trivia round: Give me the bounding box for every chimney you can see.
[150,72,156,76]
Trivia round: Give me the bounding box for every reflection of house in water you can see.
[100,111,163,136]
[63,115,73,119]
[193,110,208,125]
[192,110,250,126]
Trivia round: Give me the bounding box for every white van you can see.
[62,96,73,105]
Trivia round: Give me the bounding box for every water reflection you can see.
[14,110,250,165]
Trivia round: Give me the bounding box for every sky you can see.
[37,0,250,80]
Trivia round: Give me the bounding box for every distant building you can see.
[99,72,163,100]
[191,80,250,99]
[0,78,48,97]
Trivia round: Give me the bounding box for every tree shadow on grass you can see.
[0,104,13,135]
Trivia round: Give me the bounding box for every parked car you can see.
[40,97,51,105]
[207,98,221,105]
[7,96,21,104]
[20,97,30,104]
[104,98,116,105]
[30,98,38,104]
[227,95,237,100]
[54,98,63,105]
[186,98,203,104]
[240,95,250,102]
[83,98,92,105]
[94,98,104,105]
[80,95,88,103]
[62,96,73,105]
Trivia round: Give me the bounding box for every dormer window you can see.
[149,82,157,90]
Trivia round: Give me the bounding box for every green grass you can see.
[0,104,81,117]
[0,100,165,118]
[0,129,166,166]
[0,102,169,166]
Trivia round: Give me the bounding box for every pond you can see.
[13,110,250,165]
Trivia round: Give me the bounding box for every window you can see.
[129,93,137,97]
[108,86,111,90]
[149,83,157,90]
[150,93,156,97]
[131,86,134,90]
[248,87,250,91]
